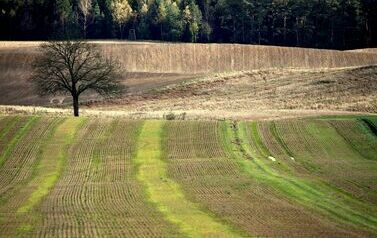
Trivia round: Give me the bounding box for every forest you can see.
[1,0,376,50]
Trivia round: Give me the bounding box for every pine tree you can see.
[166,1,184,41]
[56,0,72,33]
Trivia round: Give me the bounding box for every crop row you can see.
[253,119,377,232]
[330,119,377,161]
[161,121,362,237]
[0,116,27,156]
[0,117,375,237]
[36,119,177,237]
[0,117,62,237]
[237,120,375,235]
[275,119,377,204]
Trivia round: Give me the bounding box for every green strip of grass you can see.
[0,116,19,141]
[329,119,377,161]
[15,117,85,237]
[220,121,377,233]
[315,115,377,121]
[270,121,294,157]
[0,116,38,168]
[17,118,84,214]
[249,121,270,157]
[135,120,241,238]
[361,118,377,137]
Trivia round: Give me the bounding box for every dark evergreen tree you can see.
[0,0,375,49]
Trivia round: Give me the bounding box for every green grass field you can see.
[0,115,376,237]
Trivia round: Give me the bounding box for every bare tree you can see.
[31,40,125,117]
[79,0,92,38]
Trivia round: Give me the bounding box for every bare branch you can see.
[30,40,125,116]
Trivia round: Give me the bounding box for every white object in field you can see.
[290,157,295,161]
[268,156,276,162]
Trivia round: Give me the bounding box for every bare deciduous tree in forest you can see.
[79,0,92,38]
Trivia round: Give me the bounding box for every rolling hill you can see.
[0,41,376,119]
[0,41,377,237]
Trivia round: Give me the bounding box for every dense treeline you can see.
[1,0,376,49]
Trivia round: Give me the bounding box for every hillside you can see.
[113,66,377,115]
[0,115,376,237]
[1,41,377,74]
[0,42,377,119]
[1,66,376,120]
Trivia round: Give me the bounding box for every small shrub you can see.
[163,112,187,120]
[164,112,176,120]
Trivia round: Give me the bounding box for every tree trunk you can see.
[242,17,245,43]
[283,16,287,43]
[331,21,334,47]
[366,18,371,47]
[160,24,163,40]
[73,95,79,117]
[250,16,254,43]
[296,17,299,46]
[83,16,87,39]
[233,19,236,43]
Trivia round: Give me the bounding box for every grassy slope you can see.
[35,119,180,237]
[270,117,377,203]
[0,116,376,237]
[331,119,377,161]
[0,118,83,236]
[162,121,359,237]
[16,118,83,235]
[0,116,37,168]
[135,120,240,237]
[304,120,377,201]
[221,119,376,235]
[0,118,72,236]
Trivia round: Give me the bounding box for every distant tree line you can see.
[1,0,376,49]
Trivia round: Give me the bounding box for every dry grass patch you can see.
[118,67,377,114]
